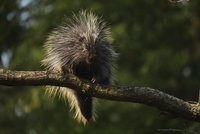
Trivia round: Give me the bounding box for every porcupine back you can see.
[42,11,117,124]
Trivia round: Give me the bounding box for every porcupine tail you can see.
[45,86,96,124]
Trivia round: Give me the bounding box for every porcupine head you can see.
[42,10,117,124]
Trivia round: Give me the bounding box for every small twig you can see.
[198,89,200,103]
[168,0,189,3]
[157,128,198,134]
[187,101,198,104]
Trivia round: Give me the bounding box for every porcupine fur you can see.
[42,11,117,124]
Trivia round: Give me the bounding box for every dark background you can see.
[0,0,200,133]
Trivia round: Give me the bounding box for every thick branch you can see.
[0,69,200,122]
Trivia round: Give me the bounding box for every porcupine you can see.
[42,11,117,124]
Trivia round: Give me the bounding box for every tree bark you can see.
[0,69,200,122]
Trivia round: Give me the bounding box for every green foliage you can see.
[1,0,200,133]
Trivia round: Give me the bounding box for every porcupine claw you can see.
[91,77,96,83]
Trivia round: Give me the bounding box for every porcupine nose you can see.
[90,46,96,58]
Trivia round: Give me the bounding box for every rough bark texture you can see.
[0,69,200,122]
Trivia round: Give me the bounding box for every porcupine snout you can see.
[85,37,96,64]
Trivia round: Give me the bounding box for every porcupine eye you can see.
[79,36,85,43]
[79,36,87,49]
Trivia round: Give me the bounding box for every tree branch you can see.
[0,69,200,122]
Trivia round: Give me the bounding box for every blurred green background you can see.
[1,0,200,133]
